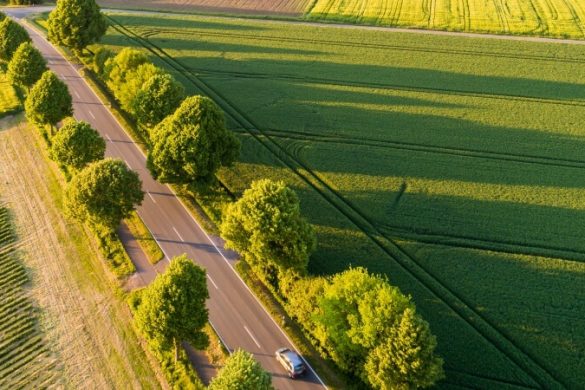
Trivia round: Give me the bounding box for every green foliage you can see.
[65,158,144,232]
[131,72,184,127]
[50,119,105,171]
[208,349,273,390]
[24,70,72,128]
[0,71,21,118]
[47,0,107,53]
[104,47,148,87]
[133,255,209,357]
[116,62,164,113]
[90,46,114,78]
[364,308,444,390]
[94,224,136,277]
[0,17,31,61]
[6,42,47,89]
[221,179,316,275]
[280,272,326,330]
[312,268,443,388]
[102,47,183,127]
[147,95,240,184]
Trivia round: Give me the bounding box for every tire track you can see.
[139,25,585,64]
[260,127,585,170]
[110,15,567,388]
[193,66,585,108]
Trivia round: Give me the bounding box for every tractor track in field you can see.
[136,26,585,64]
[259,127,585,170]
[109,15,567,388]
[193,67,585,108]
[380,223,585,263]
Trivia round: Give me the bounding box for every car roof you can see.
[282,350,304,366]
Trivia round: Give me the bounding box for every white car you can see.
[275,347,306,378]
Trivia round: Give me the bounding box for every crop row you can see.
[0,207,57,388]
[306,0,585,39]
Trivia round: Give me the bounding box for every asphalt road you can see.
[3,7,327,390]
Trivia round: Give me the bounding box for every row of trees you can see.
[34,1,444,387]
[219,179,444,389]
[42,3,274,388]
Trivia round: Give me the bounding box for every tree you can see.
[134,255,209,362]
[47,0,107,54]
[208,349,273,390]
[104,47,148,89]
[90,46,113,78]
[364,308,444,390]
[147,95,240,184]
[50,119,105,171]
[131,72,184,127]
[116,62,164,113]
[0,17,31,61]
[25,71,73,131]
[7,42,47,89]
[65,158,144,231]
[220,179,316,276]
[313,268,443,389]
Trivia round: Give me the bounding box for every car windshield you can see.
[293,364,304,372]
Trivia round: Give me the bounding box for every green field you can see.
[0,72,21,118]
[0,205,60,388]
[97,13,585,388]
[306,0,585,39]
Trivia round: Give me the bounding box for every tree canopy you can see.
[313,267,444,389]
[50,119,105,171]
[7,42,47,89]
[365,308,444,390]
[65,158,143,231]
[25,70,73,128]
[208,349,273,390]
[147,95,240,184]
[131,72,184,127]
[221,179,316,275]
[47,0,106,54]
[134,254,209,361]
[0,17,31,61]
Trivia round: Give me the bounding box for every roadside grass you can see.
[305,0,585,39]
[125,211,164,264]
[0,119,165,388]
[0,72,21,118]
[86,12,585,388]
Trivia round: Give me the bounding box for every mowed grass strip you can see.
[306,0,585,39]
[96,12,585,388]
[0,72,21,118]
[0,206,60,388]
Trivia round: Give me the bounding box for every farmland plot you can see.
[98,0,310,15]
[100,12,585,388]
[0,205,60,388]
[307,0,585,39]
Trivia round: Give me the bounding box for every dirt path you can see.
[0,119,166,389]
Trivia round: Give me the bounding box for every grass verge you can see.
[125,211,164,264]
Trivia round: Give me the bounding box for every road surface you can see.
[3,7,326,390]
